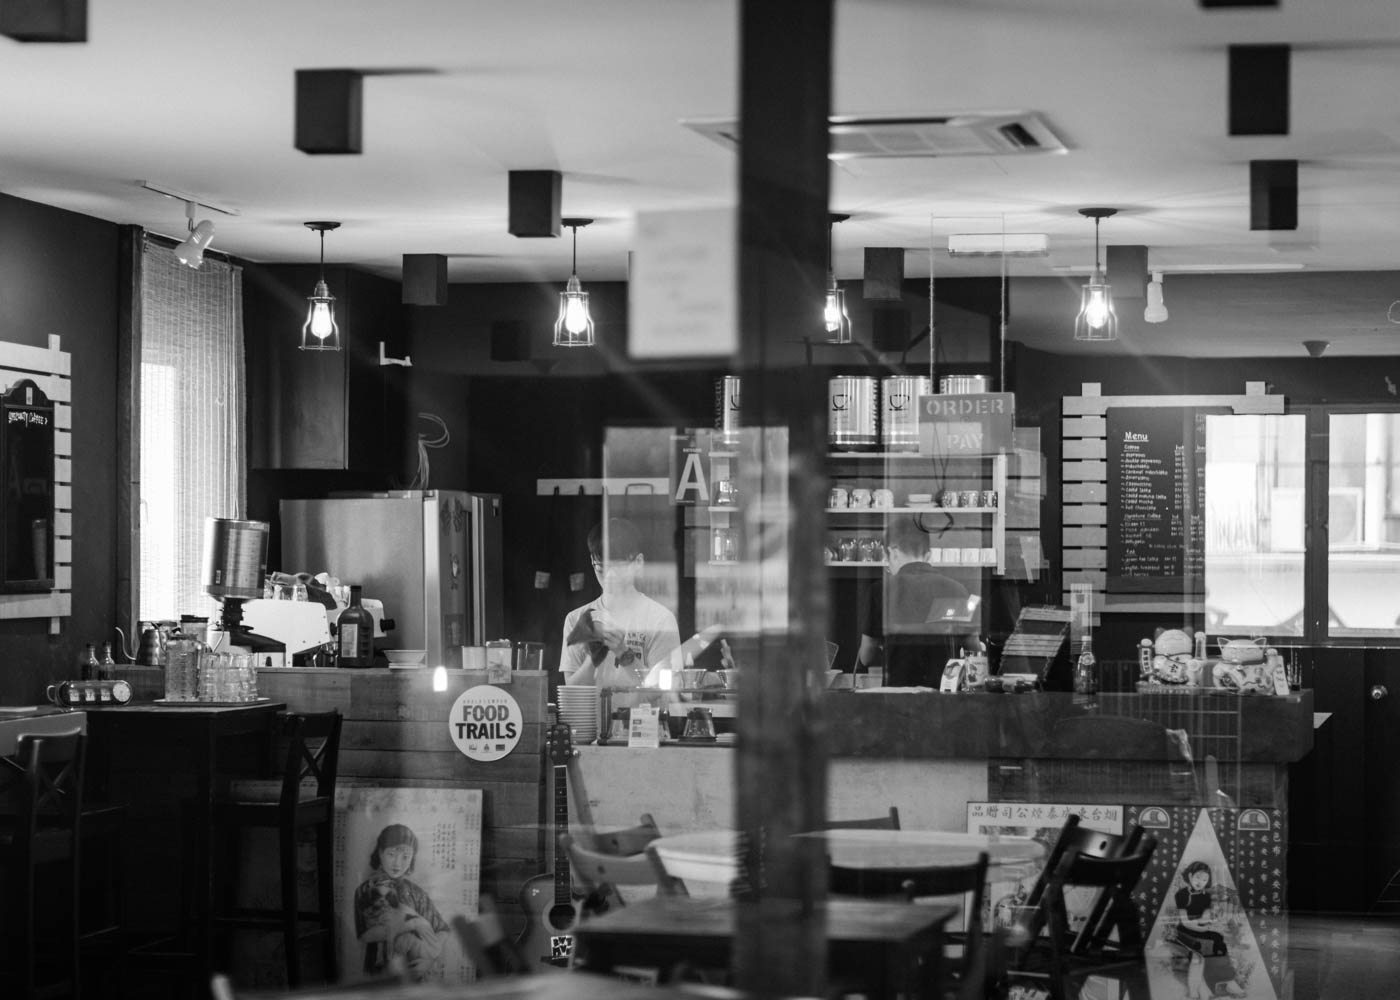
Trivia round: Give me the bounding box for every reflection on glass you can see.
[1203,414,1306,634]
[1328,413,1400,636]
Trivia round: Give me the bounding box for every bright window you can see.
[137,241,245,622]
[1327,412,1400,636]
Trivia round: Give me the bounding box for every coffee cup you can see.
[850,488,872,508]
[872,488,895,509]
[828,487,849,509]
[959,490,980,508]
[938,490,960,508]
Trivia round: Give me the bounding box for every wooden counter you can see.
[256,667,549,938]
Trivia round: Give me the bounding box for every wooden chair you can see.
[1015,813,1144,948]
[587,812,662,856]
[564,832,669,906]
[0,730,86,1000]
[208,710,343,988]
[823,806,901,831]
[1037,839,1159,999]
[643,842,693,897]
[828,852,989,1000]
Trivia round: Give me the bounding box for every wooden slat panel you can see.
[55,429,71,458]
[1062,438,1106,461]
[1063,482,1107,504]
[1062,415,1106,438]
[54,539,71,564]
[1104,594,1198,613]
[1063,570,1106,590]
[0,592,69,619]
[55,458,71,483]
[1063,393,1285,416]
[54,485,71,510]
[54,512,71,535]
[1064,526,1108,547]
[1062,460,1107,482]
[342,718,545,756]
[1063,504,1107,525]
[1063,548,1107,570]
[339,749,543,784]
[53,566,71,590]
[55,403,71,431]
[0,341,72,377]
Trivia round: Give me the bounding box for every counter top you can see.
[822,688,1314,763]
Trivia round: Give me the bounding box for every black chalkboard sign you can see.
[1106,406,1214,595]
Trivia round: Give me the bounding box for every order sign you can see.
[448,684,523,762]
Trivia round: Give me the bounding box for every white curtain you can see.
[138,240,244,622]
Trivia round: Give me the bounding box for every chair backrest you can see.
[824,806,901,831]
[563,833,664,895]
[829,852,990,1000]
[643,842,691,897]
[589,812,662,856]
[277,710,342,808]
[1017,813,1144,946]
[12,730,85,862]
[1046,837,1158,958]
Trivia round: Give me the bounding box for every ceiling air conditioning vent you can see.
[682,111,1067,159]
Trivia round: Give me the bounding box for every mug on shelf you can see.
[828,487,849,509]
[872,488,895,509]
[850,488,872,509]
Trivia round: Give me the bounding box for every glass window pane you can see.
[1203,413,1306,634]
[1327,412,1400,636]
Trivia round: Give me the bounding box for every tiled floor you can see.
[1004,913,1400,1000]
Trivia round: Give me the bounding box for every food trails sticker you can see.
[448,684,523,762]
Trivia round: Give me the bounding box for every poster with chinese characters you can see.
[967,801,1124,935]
[1130,805,1285,1000]
[335,787,483,986]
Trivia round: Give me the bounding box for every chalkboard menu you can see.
[1106,406,1213,595]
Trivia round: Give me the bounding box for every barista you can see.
[857,515,981,687]
[559,518,681,710]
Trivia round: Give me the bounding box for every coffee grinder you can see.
[202,517,280,659]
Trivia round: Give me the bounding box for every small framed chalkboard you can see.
[0,379,54,593]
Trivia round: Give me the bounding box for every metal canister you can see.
[715,376,742,446]
[202,517,269,601]
[881,375,932,452]
[938,374,992,395]
[828,376,878,452]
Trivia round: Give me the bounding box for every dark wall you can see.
[0,192,121,703]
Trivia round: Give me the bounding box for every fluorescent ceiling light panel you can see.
[948,233,1048,256]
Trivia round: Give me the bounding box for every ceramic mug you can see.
[850,488,872,508]
[828,487,849,509]
[872,488,895,509]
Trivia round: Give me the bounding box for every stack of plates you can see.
[557,686,599,744]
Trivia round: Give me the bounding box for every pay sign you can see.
[918,392,1014,456]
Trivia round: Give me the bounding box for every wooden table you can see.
[85,699,285,994]
[227,969,723,1000]
[0,706,85,756]
[651,829,1044,888]
[573,894,958,999]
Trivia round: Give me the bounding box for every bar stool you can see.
[208,710,343,988]
[0,730,86,1000]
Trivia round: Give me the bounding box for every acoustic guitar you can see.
[516,714,616,968]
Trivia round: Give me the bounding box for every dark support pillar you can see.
[734,1,832,998]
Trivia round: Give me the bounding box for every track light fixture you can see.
[1073,208,1119,342]
[300,221,341,351]
[1144,271,1169,323]
[553,218,595,348]
[825,213,851,344]
[172,200,216,269]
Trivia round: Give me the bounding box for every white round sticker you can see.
[448,684,523,762]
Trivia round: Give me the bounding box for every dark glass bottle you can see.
[1073,635,1098,707]
[336,585,375,668]
[80,642,99,681]
[100,641,117,681]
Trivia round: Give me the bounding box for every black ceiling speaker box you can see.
[863,248,904,301]
[508,171,562,238]
[295,70,363,154]
[1106,245,1148,299]
[490,320,531,362]
[0,0,86,41]
[1229,45,1289,136]
[1250,159,1298,231]
[871,305,912,352]
[402,254,448,306]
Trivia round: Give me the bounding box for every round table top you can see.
[651,828,1044,885]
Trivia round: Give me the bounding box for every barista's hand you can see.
[590,609,630,655]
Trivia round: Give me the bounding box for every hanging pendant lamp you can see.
[300,221,341,351]
[825,212,851,344]
[554,217,595,347]
[1073,207,1118,342]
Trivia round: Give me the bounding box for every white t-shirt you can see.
[558,592,681,695]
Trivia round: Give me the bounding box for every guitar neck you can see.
[552,761,570,904]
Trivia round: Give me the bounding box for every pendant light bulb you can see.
[1073,208,1119,342]
[1144,271,1169,323]
[300,222,341,351]
[825,213,852,344]
[554,218,596,348]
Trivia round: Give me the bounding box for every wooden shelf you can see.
[826,506,998,514]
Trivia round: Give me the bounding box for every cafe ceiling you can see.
[3,0,1400,357]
